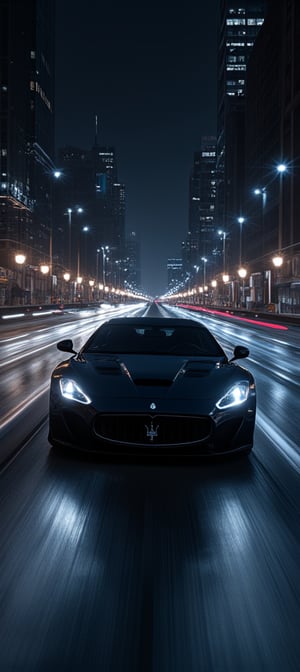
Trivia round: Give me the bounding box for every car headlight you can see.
[59,378,91,404]
[216,382,249,409]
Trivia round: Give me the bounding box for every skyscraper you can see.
[0,0,55,298]
[244,0,300,310]
[216,0,265,268]
[189,137,217,259]
[56,143,126,282]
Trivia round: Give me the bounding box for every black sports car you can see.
[48,317,256,457]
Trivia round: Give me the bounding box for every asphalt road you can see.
[0,304,299,671]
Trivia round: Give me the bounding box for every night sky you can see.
[55,1,219,296]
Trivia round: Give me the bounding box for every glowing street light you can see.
[15,254,26,265]
[277,163,287,174]
[272,255,283,268]
[238,267,247,279]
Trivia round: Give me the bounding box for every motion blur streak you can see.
[177,304,289,330]
[257,410,300,473]
[0,383,48,430]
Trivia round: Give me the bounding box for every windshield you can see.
[83,325,225,357]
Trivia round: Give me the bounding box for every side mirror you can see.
[57,339,77,354]
[229,345,249,362]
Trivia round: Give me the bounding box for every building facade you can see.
[167,258,184,292]
[244,0,300,311]
[0,0,55,304]
[216,0,265,273]
[189,137,217,259]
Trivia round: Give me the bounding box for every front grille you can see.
[93,414,212,447]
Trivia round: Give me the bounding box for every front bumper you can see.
[49,400,255,457]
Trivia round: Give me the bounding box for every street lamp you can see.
[276,162,287,255]
[272,255,283,268]
[237,217,245,267]
[77,225,89,278]
[15,254,26,265]
[96,248,101,284]
[101,245,109,286]
[89,279,95,301]
[218,230,227,275]
[238,267,247,307]
[269,164,287,312]
[66,206,83,271]
[201,257,207,304]
[15,254,26,304]
[254,188,267,257]
[201,257,207,284]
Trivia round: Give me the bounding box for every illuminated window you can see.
[248,18,264,26]
[227,18,246,25]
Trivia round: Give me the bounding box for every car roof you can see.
[105,317,206,329]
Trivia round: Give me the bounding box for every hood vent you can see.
[94,358,124,376]
[174,359,221,380]
[184,366,214,378]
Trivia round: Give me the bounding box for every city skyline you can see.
[55,1,219,295]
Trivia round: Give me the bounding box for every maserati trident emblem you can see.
[145,421,159,442]
[150,402,156,410]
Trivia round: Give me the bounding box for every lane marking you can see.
[0,383,49,430]
[257,410,300,473]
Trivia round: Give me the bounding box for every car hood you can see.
[67,353,248,401]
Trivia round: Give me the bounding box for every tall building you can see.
[124,231,141,291]
[56,144,126,282]
[188,137,217,258]
[167,258,184,292]
[0,0,55,303]
[216,0,265,269]
[244,0,300,310]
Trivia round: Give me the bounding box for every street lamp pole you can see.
[66,206,83,273]
[271,164,287,313]
[277,163,286,253]
[96,248,100,284]
[77,225,89,278]
[218,230,227,275]
[237,217,245,267]
[254,188,267,256]
[67,208,72,271]
[101,245,109,286]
